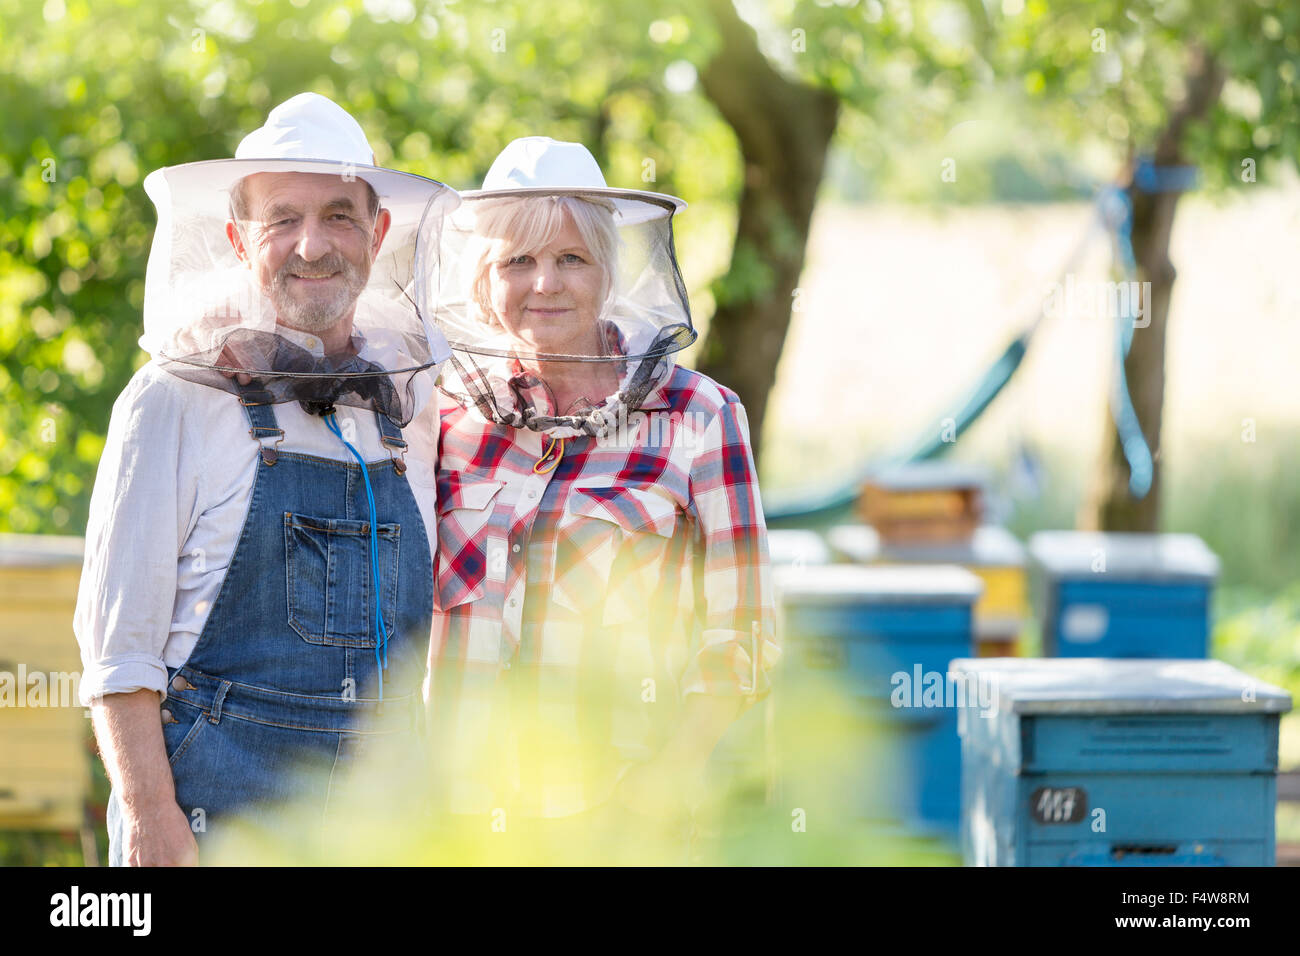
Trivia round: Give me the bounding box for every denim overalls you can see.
[107,389,432,864]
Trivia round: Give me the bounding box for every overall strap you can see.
[237,384,285,466]
[374,411,408,475]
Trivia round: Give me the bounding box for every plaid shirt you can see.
[427,361,780,817]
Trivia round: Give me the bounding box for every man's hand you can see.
[92,689,199,867]
[120,795,199,867]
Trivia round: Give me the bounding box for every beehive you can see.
[1029,532,1219,659]
[857,462,987,545]
[829,524,1027,657]
[0,534,90,832]
[774,564,982,834]
[954,658,1290,866]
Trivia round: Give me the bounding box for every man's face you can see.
[226,172,391,334]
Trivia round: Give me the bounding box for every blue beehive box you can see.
[954,658,1291,866]
[829,523,1028,656]
[708,531,832,791]
[775,564,982,834]
[1029,532,1220,658]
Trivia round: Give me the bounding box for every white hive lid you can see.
[950,657,1291,714]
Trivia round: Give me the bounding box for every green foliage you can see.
[709,237,774,307]
[1215,585,1300,706]
[811,0,1299,201]
[1214,583,1300,777]
[990,0,1299,185]
[0,0,736,534]
[3,0,1296,533]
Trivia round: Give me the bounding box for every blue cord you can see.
[323,412,390,700]
[1135,157,1198,193]
[764,164,1197,524]
[1100,187,1154,498]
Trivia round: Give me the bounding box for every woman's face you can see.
[487,211,606,356]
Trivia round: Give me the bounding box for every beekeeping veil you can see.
[140,92,460,426]
[415,136,695,438]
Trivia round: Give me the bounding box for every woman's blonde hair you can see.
[468,195,620,329]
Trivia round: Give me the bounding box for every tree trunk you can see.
[1081,47,1223,532]
[696,0,839,465]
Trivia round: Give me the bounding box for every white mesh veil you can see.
[414,185,695,437]
[141,158,460,426]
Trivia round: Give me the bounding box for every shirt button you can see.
[512,544,521,553]
[508,598,517,608]
[527,490,537,499]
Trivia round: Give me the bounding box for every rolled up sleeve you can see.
[74,368,193,706]
[682,396,781,698]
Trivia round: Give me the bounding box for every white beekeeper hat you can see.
[414,136,694,438]
[143,92,448,225]
[139,93,460,426]
[463,135,685,225]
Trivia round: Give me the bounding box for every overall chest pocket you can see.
[284,513,400,647]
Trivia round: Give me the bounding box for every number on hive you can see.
[1031,786,1087,824]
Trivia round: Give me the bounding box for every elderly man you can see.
[74,93,458,865]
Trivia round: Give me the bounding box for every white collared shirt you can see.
[275,324,330,355]
[73,359,439,706]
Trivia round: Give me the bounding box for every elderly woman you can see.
[417,137,778,846]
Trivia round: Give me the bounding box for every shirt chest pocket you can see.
[551,485,680,622]
[284,513,400,648]
[434,474,506,612]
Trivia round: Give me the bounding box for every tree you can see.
[688,0,981,464]
[992,0,1299,531]
[8,0,1285,536]
[2,0,958,528]
[693,0,838,464]
[0,0,717,534]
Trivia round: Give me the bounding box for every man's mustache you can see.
[272,253,360,288]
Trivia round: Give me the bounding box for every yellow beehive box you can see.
[827,524,1028,656]
[0,534,90,832]
[856,463,987,545]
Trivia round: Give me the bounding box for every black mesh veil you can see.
[141,159,460,426]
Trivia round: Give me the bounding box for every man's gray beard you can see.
[271,254,369,332]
